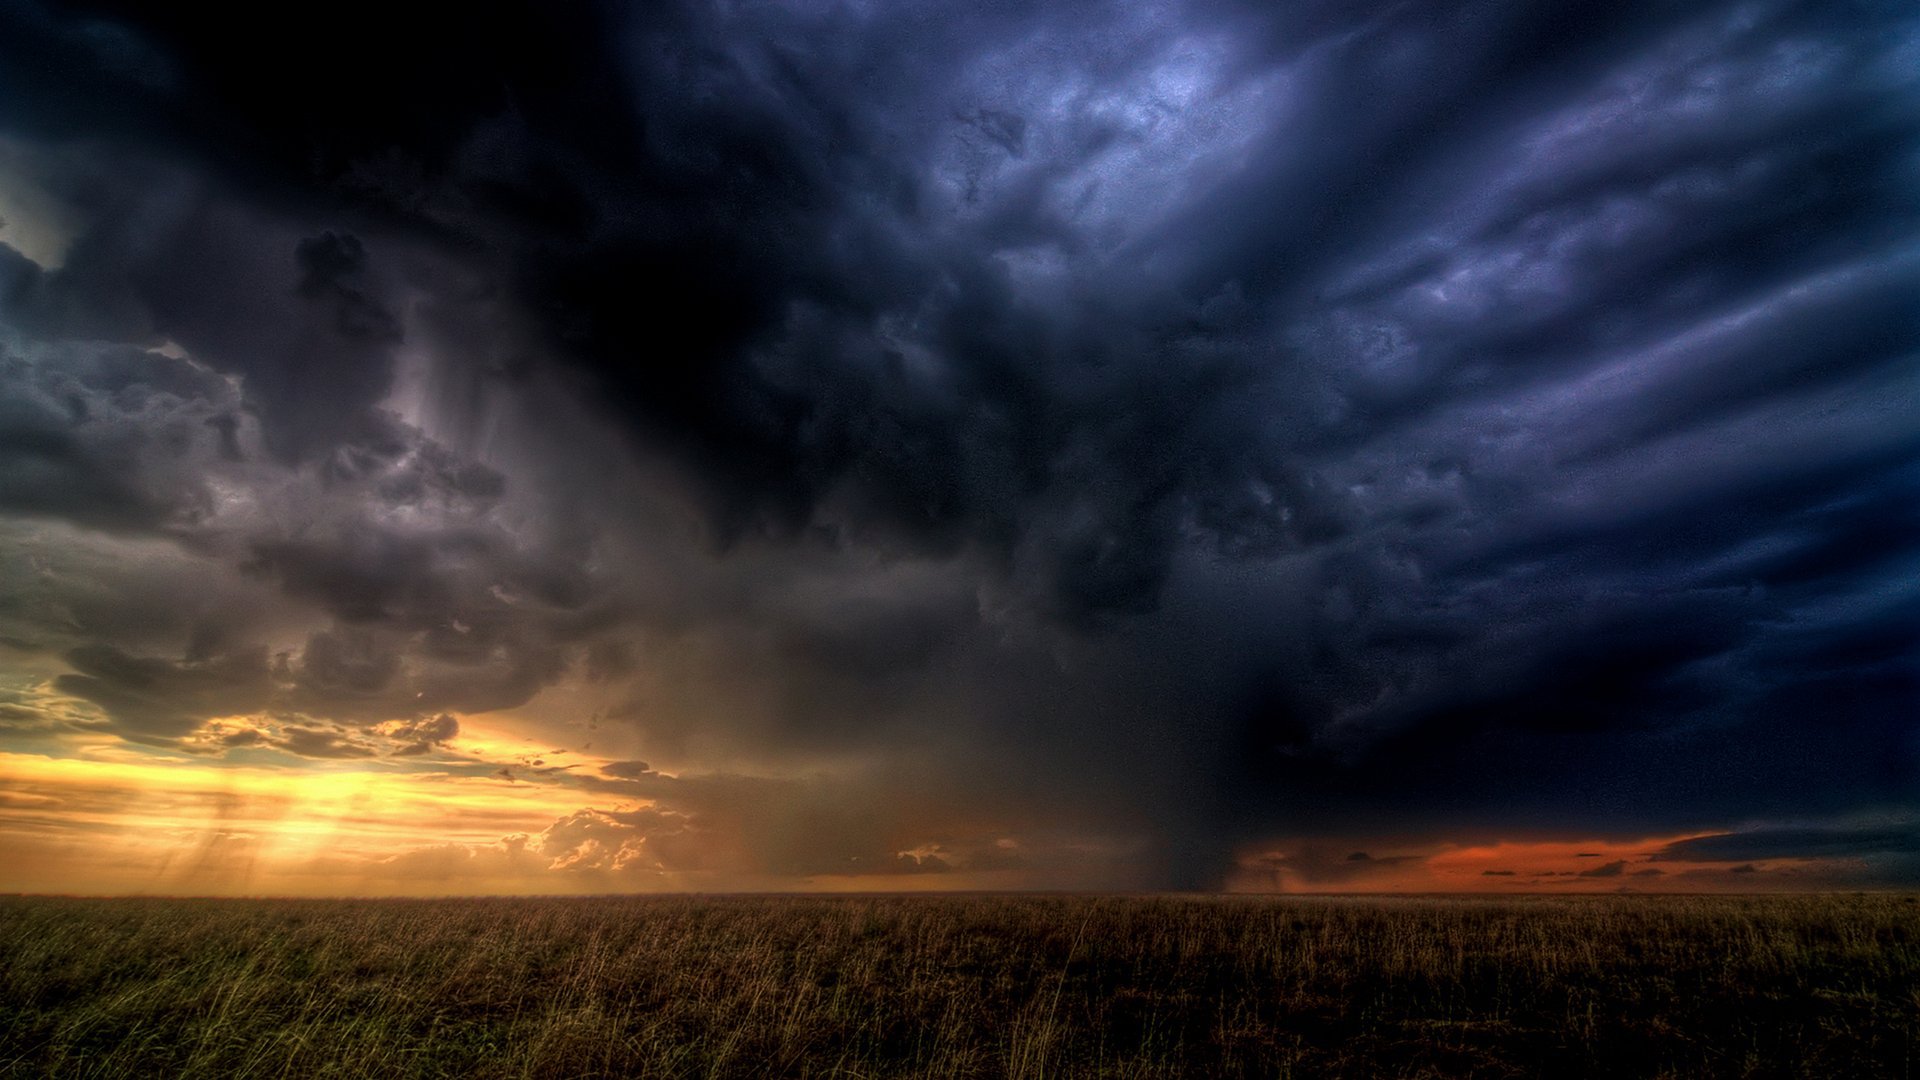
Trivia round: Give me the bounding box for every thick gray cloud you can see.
[1657,825,1920,862]
[55,642,272,738]
[0,0,1914,886]
[0,340,238,532]
[1653,820,1920,886]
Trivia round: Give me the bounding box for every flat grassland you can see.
[1,894,1915,1078]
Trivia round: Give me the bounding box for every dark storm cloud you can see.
[0,353,605,744]
[0,168,408,463]
[273,725,377,760]
[0,340,237,532]
[1239,843,1422,888]
[0,0,1916,885]
[54,643,272,737]
[1655,823,1920,863]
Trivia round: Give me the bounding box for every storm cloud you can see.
[0,0,1915,889]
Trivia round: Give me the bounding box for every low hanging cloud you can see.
[1651,821,1920,886]
[55,643,273,739]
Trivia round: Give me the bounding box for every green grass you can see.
[1,893,1915,1077]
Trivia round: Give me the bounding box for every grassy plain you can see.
[1,893,1915,1078]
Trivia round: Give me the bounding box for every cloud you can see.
[0,341,239,533]
[1649,821,1920,887]
[383,712,459,756]
[1239,843,1426,888]
[499,797,972,882]
[273,725,377,760]
[1654,823,1920,863]
[0,0,1914,889]
[54,643,272,737]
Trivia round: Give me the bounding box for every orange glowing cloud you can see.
[1226,833,1841,893]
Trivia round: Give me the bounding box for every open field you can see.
[1,894,1915,1078]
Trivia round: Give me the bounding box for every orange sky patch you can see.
[0,749,595,895]
[1225,832,1835,893]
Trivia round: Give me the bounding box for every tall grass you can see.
[1,893,1914,1077]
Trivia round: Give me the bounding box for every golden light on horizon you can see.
[0,749,597,896]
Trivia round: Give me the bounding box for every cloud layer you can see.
[0,0,1915,889]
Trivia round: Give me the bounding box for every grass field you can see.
[1,893,1915,1078]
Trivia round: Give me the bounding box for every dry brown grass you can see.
[1,893,1915,1077]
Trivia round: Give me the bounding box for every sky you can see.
[0,0,1915,896]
